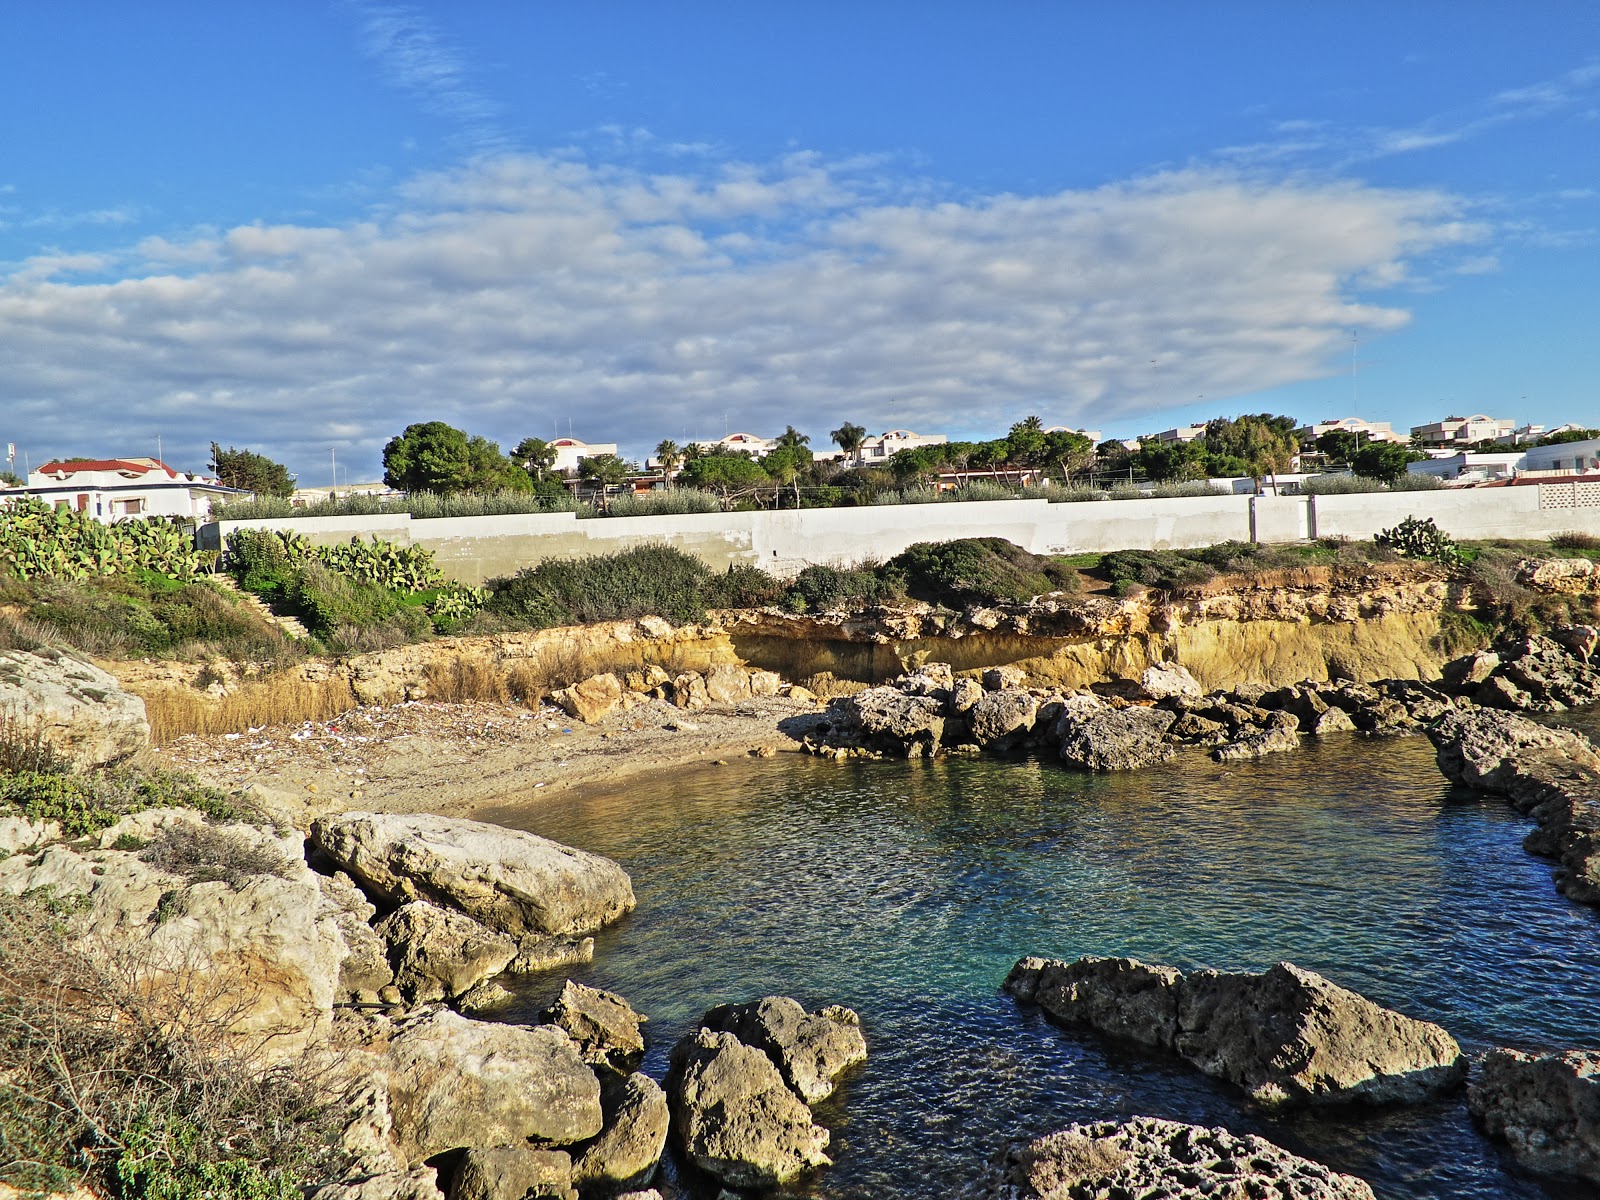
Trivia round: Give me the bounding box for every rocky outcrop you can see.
[1438,627,1600,713]
[1056,702,1177,771]
[445,1148,573,1200]
[1518,557,1600,595]
[1005,956,1463,1107]
[1469,1047,1600,1185]
[966,1117,1375,1200]
[571,1072,670,1194]
[381,1010,603,1163]
[1429,708,1600,904]
[701,996,867,1103]
[309,812,635,937]
[542,979,647,1069]
[310,1168,446,1200]
[373,902,517,1004]
[552,673,624,725]
[666,1030,831,1188]
[0,647,149,769]
[318,872,396,1003]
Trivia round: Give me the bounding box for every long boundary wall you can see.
[200,483,1600,585]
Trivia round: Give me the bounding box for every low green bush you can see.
[0,765,236,838]
[783,564,907,612]
[1101,548,1217,591]
[484,544,719,627]
[887,538,1080,607]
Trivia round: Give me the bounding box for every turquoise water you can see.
[479,730,1600,1199]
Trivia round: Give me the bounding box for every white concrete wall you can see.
[203,482,1600,585]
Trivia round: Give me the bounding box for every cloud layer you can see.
[0,154,1481,477]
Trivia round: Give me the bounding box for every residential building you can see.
[1144,425,1207,444]
[290,482,398,507]
[3,458,245,521]
[1409,414,1516,447]
[548,437,620,474]
[1296,416,1406,445]
[851,429,950,464]
[690,432,779,459]
[1518,437,1600,478]
[1406,452,1525,485]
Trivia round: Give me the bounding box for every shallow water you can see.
[480,730,1600,1199]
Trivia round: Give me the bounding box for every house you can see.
[1044,426,1104,443]
[1296,416,1406,445]
[3,458,246,522]
[849,429,950,464]
[1409,414,1516,447]
[1518,437,1600,478]
[1406,452,1525,485]
[1144,425,1207,444]
[691,432,778,459]
[548,437,620,474]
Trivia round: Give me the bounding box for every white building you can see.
[1519,437,1600,478]
[1044,426,1104,443]
[691,432,778,459]
[6,458,245,522]
[1406,452,1525,485]
[548,437,620,474]
[850,429,949,464]
[1409,414,1516,447]
[1145,425,1207,444]
[1297,416,1406,445]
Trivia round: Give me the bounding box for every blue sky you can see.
[2,2,1596,484]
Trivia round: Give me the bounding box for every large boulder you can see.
[840,686,946,755]
[968,689,1039,751]
[382,1010,603,1163]
[701,995,867,1103]
[1469,1047,1600,1185]
[966,1117,1375,1200]
[1055,702,1177,772]
[309,812,635,937]
[374,902,517,1003]
[1429,708,1600,793]
[0,648,149,770]
[445,1148,573,1200]
[319,872,396,1003]
[666,1029,830,1188]
[1175,962,1464,1106]
[1005,956,1464,1107]
[1003,955,1181,1052]
[552,673,623,725]
[572,1072,669,1194]
[542,979,647,1069]
[1139,662,1202,700]
[703,664,753,705]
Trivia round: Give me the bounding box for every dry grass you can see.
[132,676,357,744]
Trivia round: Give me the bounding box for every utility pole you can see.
[1351,331,1359,414]
[331,447,337,493]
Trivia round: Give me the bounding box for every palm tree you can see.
[830,422,868,466]
[775,425,811,451]
[654,439,682,487]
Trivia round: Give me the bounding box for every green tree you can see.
[1041,430,1095,482]
[466,435,534,492]
[1,469,24,486]
[383,422,528,494]
[1315,429,1365,465]
[680,451,769,509]
[1006,416,1047,478]
[1539,428,1600,446]
[764,443,813,508]
[775,425,811,451]
[1138,439,1205,483]
[577,453,630,510]
[1351,442,1426,484]
[1200,414,1298,487]
[888,446,944,488]
[208,444,296,498]
[654,439,683,486]
[830,422,868,465]
[512,437,557,481]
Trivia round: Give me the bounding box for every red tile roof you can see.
[36,458,178,478]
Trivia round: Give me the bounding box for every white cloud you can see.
[0,154,1481,476]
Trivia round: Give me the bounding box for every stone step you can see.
[209,574,312,640]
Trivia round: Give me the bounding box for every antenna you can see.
[1351,330,1358,414]
[331,447,337,492]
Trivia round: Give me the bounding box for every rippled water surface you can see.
[479,730,1600,1199]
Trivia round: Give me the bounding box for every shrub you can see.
[484,544,719,627]
[1552,530,1600,551]
[0,764,236,837]
[783,564,907,612]
[141,823,293,890]
[1387,472,1445,491]
[595,490,723,517]
[1101,549,1217,591]
[705,564,786,609]
[1303,473,1387,495]
[886,538,1079,607]
[1375,516,1464,568]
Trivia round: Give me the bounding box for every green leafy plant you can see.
[1376,516,1465,568]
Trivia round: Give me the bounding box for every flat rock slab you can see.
[1469,1047,1600,1185]
[1006,956,1464,1107]
[310,811,634,937]
[968,1116,1375,1200]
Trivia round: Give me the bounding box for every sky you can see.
[2,2,1597,486]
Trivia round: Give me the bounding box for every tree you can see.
[1041,430,1094,482]
[680,451,769,509]
[209,444,296,498]
[775,425,811,451]
[1138,439,1205,483]
[1351,442,1426,484]
[577,453,630,511]
[1315,429,1365,465]
[763,443,813,508]
[888,446,944,488]
[1539,428,1600,446]
[830,422,868,465]
[654,439,683,486]
[383,422,528,494]
[0,469,21,486]
[512,437,557,481]
[1201,414,1298,487]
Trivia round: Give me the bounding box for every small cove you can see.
[478,728,1600,1199]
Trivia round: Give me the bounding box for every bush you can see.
[1387,472,1445,491]
[0,764,236,838]
[886,538,1079,607]
[705,564,786,609]
[783,564,907,612]
[484,544,720,628]
[1375,516,1464,568]
[141,823,293,890]
[1303,473,1387,495]
[1552,531,1600,551]
[1101,549,1217,591]
[594,490,723,517]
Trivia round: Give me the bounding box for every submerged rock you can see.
[1469,1047,1600,1185]
[1005,955,1463,1107]
[309,811,635,937]
[966,1116,1375,1200]
[666,1029,830,1188]
[702,995,867,1103]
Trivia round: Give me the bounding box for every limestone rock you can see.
[1056,703,1177,772]
[552,673,623,725]
[948,677,984,715]
[748,669,782,697]
[572,1072,669,1193]
[0,648,149,770]
[1442,650,1502,691]
[446,1148,573,1200]
[319,871,395,1002]
[310,1169,445,1200]
[968,689,1038,751]
[309,812,635,937]
[704,664,753,705]
[374,902,517,1003]
[0,816,60,855]
[981,665,1027,692]
[1469,1047,1600,1185]
[702,995,867,1103]
[666,1029,830,1188]
[1517,557,1600,594]
[383,1010,602,1163]
[1175,962,1464,1106]
[1140,662,1202,700]
[900,663,955,695]
[671,672,708,710]
[838,686,946,754]
[1003,956,1181,1052]
[1429,708,1600,793]
[542,978,646,1068]
[1307,705,1358,735]
[967,1117,1375,1200]
[1212,721,1301,762]
[508,933,595,974]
